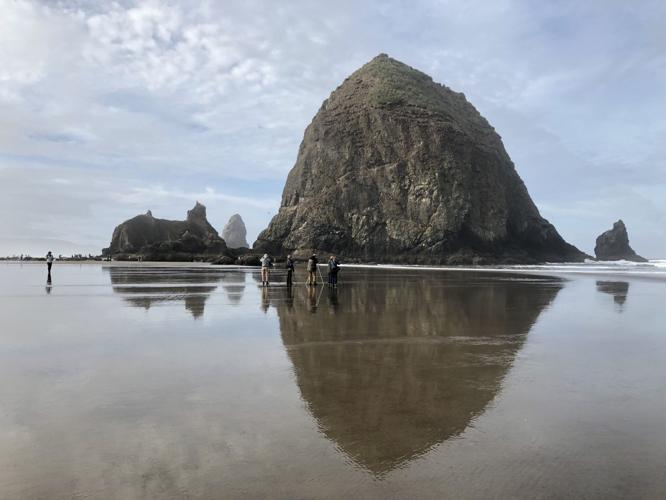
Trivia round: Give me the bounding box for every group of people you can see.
[260,253,340,287]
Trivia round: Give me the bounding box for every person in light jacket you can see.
[260,253,272,286]
[307,253,318,286]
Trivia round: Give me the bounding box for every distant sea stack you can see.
[222,214,249,249]
[594,220,647,262]
[254,54,585,264]
[103,202,229,261]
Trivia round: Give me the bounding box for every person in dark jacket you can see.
[328,255,340,286]
[307,253,318,286]
[46,251,54,276]
[285,254,295,287]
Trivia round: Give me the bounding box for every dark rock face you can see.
[594,220,647,262]
[254,54,585,264]
[103,202,228,261]
[222,213,249,249]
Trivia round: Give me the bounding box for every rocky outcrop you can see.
[103,202,229,261]
[254,54,585,264]
[222,213,249,249]
[594,220,647,262]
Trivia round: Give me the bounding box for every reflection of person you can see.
[327,286,339,311]
[285,255,295,287]
[46,251,54,275]
[307,283,318,312]
[328,255,340,286]
[307,253,318,286]
[260,253,272,286]
[261,285,270,313]
[285,285,294,310]
[45,274,52,294]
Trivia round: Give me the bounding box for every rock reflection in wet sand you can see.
[596,280,629,307]
[107,266,245,317]
[274,270,562,474]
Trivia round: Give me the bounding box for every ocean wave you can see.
[344,260,666,279]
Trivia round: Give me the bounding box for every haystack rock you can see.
[222,213,249,249]
[254,54,585,264]
[594,220,647,262]
[103,202,228,260]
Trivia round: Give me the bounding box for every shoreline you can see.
[3,259,665,281]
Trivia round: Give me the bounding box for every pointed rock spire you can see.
[222,213,249,249]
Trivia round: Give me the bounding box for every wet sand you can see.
[1,262,665,499]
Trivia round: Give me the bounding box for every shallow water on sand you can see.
[1,262,665,499]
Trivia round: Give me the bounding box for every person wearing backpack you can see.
[260,253,273,286]
[307,253,318,286]
[328,255,340,287]
[285,254,295,287]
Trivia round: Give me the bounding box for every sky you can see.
[1,0,665,258]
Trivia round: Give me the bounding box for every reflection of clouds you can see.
[596,280,630,308]
[277,270,562,474]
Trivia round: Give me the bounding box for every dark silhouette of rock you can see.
[254,54,585,264]
[235,254,262,266]
[103,202,229,261]
[213,255,235,265]
[594,220,647,262]
[222,214,249,249]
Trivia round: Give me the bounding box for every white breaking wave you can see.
[344,259,666,280]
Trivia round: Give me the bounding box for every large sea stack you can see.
[222,213,249,249]
[103,202,228,261]
[594,220,647,262]
[255,54,585,264]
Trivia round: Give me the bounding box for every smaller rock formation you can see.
[594,220,647,262]
[103,202,229,261]
[222,214,249,249]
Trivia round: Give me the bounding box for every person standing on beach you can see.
[46,251,54,275]
[328,255,340,286]
[285,254,295,287]
[260,253,272,286]
[307,253,318,285]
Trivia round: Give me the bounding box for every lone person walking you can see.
[307,253,319,286]
[285,254,295,287]
[46,251,54,276]
[260,253,272,286]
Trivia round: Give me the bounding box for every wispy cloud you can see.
[114,185,279,210]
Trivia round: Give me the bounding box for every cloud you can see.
[0,0,665,256]
[113,185,278,210]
